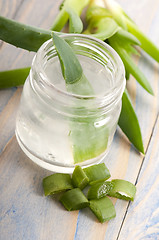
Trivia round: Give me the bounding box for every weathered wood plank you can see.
[0,87,21,153]
[118,114,159,240]
[0,137,78,240]
[0,0,24,18]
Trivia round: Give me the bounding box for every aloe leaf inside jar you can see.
[50,33,118,164]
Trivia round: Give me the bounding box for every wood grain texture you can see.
[0,0,159,239]
[118,114,159,240]
[0,137,78,240]
[0,0,24,18]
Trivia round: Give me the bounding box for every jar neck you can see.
[30,34,126,117]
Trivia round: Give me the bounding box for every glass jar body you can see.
[15,35,125,173]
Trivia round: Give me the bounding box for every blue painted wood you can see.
[118,115,159,240]
[0,138,78,240]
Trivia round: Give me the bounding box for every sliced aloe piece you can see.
[89,196,116,223]
[84,163,111,185]
[87,181,113,199]
[60,188,89,211]
[108,179,136,201]
[72,165,89,190]
[43,173,73,196]
[118,89,144,154]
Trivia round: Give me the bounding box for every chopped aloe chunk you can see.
[72,165,89,190]
[108,179,136,201]
[60,188,89,211]
[89,196,116,223]
[84,163,111,185]
[87,181,113,200]
[43,173,73,196]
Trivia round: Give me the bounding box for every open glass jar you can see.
[15,34,126,173]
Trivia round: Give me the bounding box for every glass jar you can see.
[15,34,126,173]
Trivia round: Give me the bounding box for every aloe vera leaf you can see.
[52,33,108,163]
[103,0,159,62]
[67,75,108,164]
[52,32,82,84]
[115,29,140,46]
[0,16,53,52]
[70,121,109,164]
[65,7,83,33]
[103,0,128,30]
[118,89,144,154]
[86,6,112,23]
[51,0,89,32]
[83,17,119,40]
[122,44,140,57]
[126,19,159,62]
[51,7,69,31]
[109,37,154,95]
[125,69,130,80]
[0,67,30,89]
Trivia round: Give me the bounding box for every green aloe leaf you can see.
[126,19,159,62]
[51,0,89,32]
[109,37,154,95]
[83,17,119,40]
[103,0,159,62]
[86,6,112,23]
[65,7,83,33]
[0,16,52,52]
[118,89,144,154]
[0,67,30,89]
[52,32,82,84]
[115,29,140,46]
[52,33,108,163]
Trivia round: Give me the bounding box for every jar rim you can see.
[33,33,126,108]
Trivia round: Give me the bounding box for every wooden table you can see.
[0,0,159,239]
